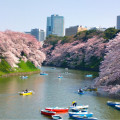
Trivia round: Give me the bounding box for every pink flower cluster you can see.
[95,33,120,95]
[0,30,46,67]
[42,36,106,68]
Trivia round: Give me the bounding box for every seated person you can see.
[78,88,83,93]
[72,101,77,106]
[25,89,28,93]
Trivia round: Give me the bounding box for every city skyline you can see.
[0,0,120,32]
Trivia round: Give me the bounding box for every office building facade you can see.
[65,25,87,36]
[26,28,45,42]
[46,14,64,37]
[117,15,120,29]
[31,29,40,41]
[39,30,45,41]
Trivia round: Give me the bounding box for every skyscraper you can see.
[117,15,120,29]
[46,14,64,37]
[30,28,45,42]
[39,30,45,41]
[31,28,40,40]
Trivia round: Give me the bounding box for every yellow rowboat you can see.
[19,91,33,95]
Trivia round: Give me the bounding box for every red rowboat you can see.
[41,110,56,116]
[45,107,69,112]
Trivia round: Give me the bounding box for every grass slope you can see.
[0,59,40,76]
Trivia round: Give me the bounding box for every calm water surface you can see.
[0,67,120,120]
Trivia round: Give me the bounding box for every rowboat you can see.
[41,110,56,116]
[72,115,97,120]
[40,73,48,75]
[85,75,92,77]
[71,108,88,112]
[52,115,63,120]
[45,107,68,112]
[58,76,63,78]
[107,101,120,107]
[19,91,33,95]
[115,105,120,110]
[68,111,93,118]
[20,76,28,79]
[69,105,89,110]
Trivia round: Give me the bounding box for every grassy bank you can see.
[0,59,40,76]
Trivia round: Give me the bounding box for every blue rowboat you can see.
[107,101,120,107]
[85,75,93,77]
[58,76,63,78]
[40,73,48,75]
[115,105,120,110]
[20,76,28,79]
[72,115,97,120]
[68,111,93,118]
[52,115,63,120]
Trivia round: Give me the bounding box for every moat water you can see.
[0,66,120,120]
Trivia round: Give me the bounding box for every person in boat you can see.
[25,89,28,93]
[78,88,83,93]
[72,101,77,106]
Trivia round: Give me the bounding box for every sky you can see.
[0,0,120,32]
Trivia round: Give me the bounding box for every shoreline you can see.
[42,65,99,72]
[1,70,40,77]
[95,87,120,99]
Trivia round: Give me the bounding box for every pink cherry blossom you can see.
[0,30,46,67]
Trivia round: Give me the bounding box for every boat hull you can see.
[115,105,120,110]
[69,112,93,118]
[58,76,63,78]
[19,91,32,95]
[107,101,120,107]
[85,75,92,77]
[71,108,87,112]
[41,110,56,116]
[52,115,63,120]
[72,115,97,120]
[40,73,48,75]
[45,107,68,112]
[21,76,28,79]
[69,105,89,110]
[78,92,84,95]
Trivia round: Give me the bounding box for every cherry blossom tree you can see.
[0,30,46,68]
[94,33,120,95]
[42,36,106,70]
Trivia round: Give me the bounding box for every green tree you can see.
[103,27,120,41]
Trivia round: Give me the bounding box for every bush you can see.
[103,27,120,41]
[74,30,103,42]
[45,35,63,46]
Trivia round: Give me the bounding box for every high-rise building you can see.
[46,14,64,37]
[39,30,45,41]
[65,25,87,36]
[31,28,40,41]
[117,15,120,29]
[28,28,45,42]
